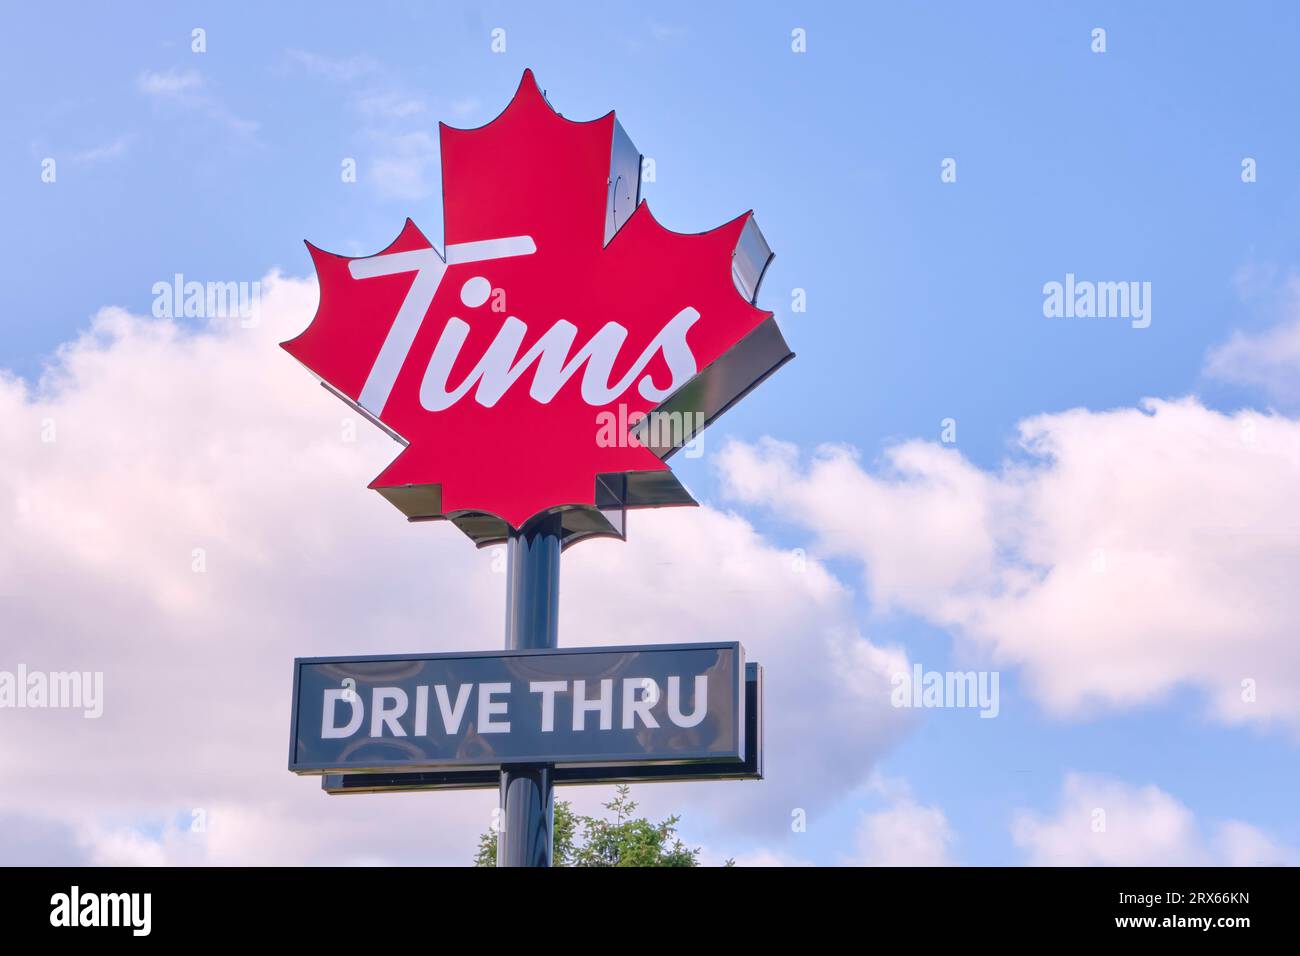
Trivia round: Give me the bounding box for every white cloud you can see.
[355,91,428,121]
[136,68,257,138]
[1202,265,1300,405]
[280,48,493,204]
[842,777,955,866]
[68,137,131,166]
[718,397,1300,731]
[1013,773,1294,866]
[1206,318,1300,402]
[137,68,204,97]
[851,798,954,866]
[1217,819,1296,867]
[1205,274,1300,405]
[0,274,909,864]
[285,49,378,83]
[722,847,813,867]
[283,49,431,123]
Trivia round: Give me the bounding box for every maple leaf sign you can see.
[283,70,792,546]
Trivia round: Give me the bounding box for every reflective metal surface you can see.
[503,513,561,650]
[499,513,560,868]
[634,317,794,461]
[604,119,642,246]
[730,214,775,304]
[499,765,553,867]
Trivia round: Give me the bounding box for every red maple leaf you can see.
[283,70,788,543]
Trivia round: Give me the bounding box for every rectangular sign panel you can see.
[321,663,762,793]
[290,642,744,774]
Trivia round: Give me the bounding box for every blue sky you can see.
[3,1,1299,865]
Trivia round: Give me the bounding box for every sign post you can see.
[499,513,562,866]
[283,68,790,868]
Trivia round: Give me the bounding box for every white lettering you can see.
[349,241,701,415]
[478,682,511,733]
[572,678,614,731]
[370,687,408,737]
[321,688,364,738]
[667,675,707,728]
[529,680,567,732]
[435,683,473,734]
[622,677,660,729]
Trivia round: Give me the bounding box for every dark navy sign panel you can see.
[289,642,744,774]
[319,662,763,793]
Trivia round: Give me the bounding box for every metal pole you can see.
[497,512,562,867]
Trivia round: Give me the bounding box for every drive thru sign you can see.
[284,70,790,866]
[290,643,745,774]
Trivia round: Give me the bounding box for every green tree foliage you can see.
[475,785,711,867]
